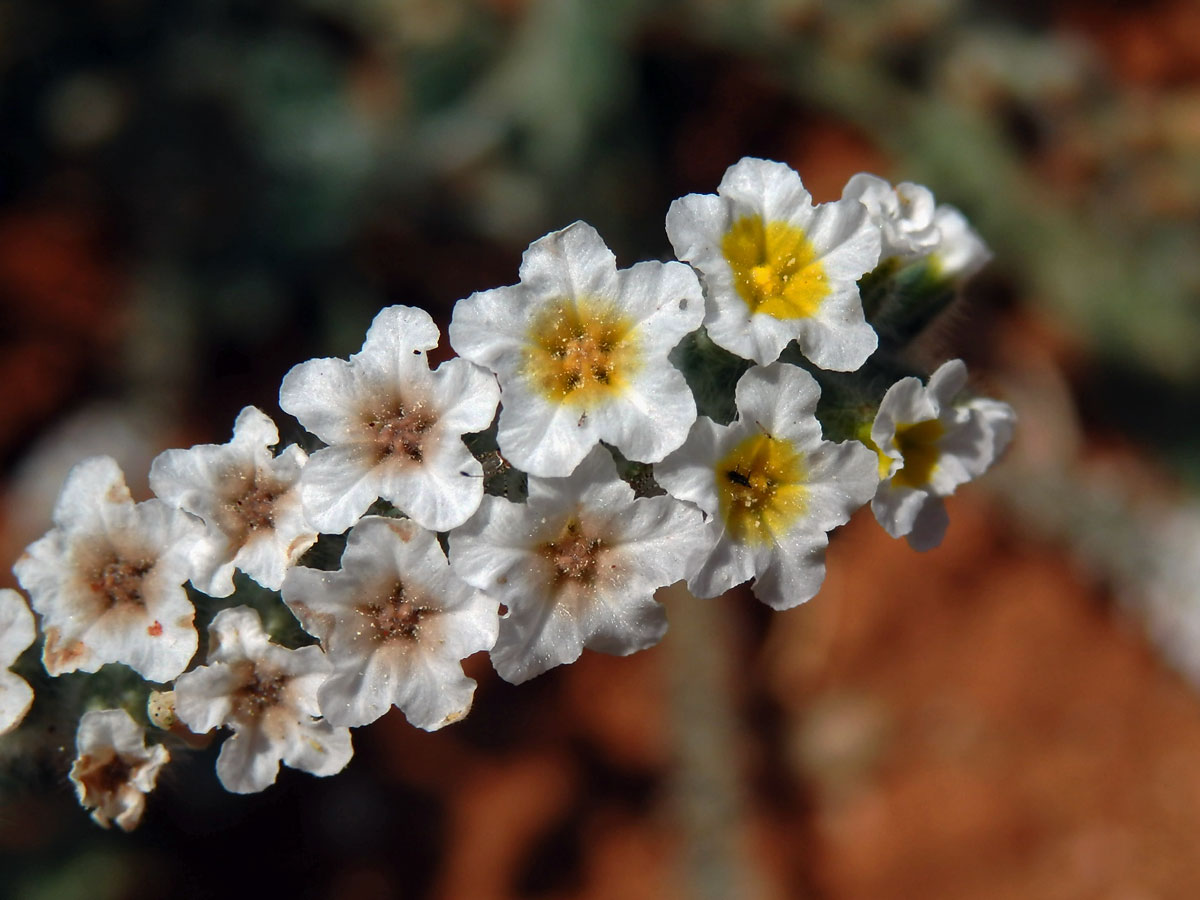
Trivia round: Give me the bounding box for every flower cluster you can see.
[2,157,1014,829]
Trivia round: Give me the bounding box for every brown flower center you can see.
[358,581,430,643]
[539,518,604,586]
[231,663,289,723]
[364,400,437,464]
[90,557,154,609]
[78,750,135,801]
[214,467,286,545]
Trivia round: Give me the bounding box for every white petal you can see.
[448,285,535,375]
[299,444,382,534]
[230,406,280,449]
[206,606,274,663]
[931,205,991,280]
[687,520,758,599]
[906,497,950,551]
[495,392,599,477]
[374,443,485,532]
[593,361,696,464]
[215,726,284,794]
[517,221,620,301]
[718,158,813,224]
[654,416,729,518]
[750,530,830,610]
[173,663,239,733]
[733,363,822,443]
[352,305,441,389]
[0,588,34,731]
[0,588,36,668]
[871,483,931,541]
[430,357,501,436]
[279,356,361,446]
[279,720,354,777]
[0,671,33,736]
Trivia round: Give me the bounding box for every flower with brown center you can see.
[283,516,498,730]
[173,606,352,794]
[450,447,711,684]
[69,708,170,831]
[14,456,201,682]
[280,305,499,534]
[150,406,316,596]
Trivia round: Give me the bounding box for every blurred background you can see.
[3,0,1200,897]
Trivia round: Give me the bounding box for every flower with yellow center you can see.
[656,362,878,610]
[869,359,1015,551]
[449,447,710,683]
[449,221,704,477]
[666,158,881,370]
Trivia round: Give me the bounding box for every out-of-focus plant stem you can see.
[660,580,777,900]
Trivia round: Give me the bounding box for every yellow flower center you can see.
[523,297,639,407]
[717,431,808,545]
[890,419,943,488]
[854,420,894,480]
[721,215,829,319]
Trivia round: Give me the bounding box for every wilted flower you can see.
[69,708,170,831]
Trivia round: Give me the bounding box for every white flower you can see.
[665,157,881,370]
[69,708,170,831]
[13,456,201,682]
[282,515,499,730]
[656,362,878,610]
[966,395,1017,462]
[0,588,36,735]
[868,360,1015,551]
[928,204,991,282]
[149,406,317,597]
[449,447,710,683]
[279,305,499,534]
[173,606,352,794]
[841,173,940,262]
[449,221,704,477]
